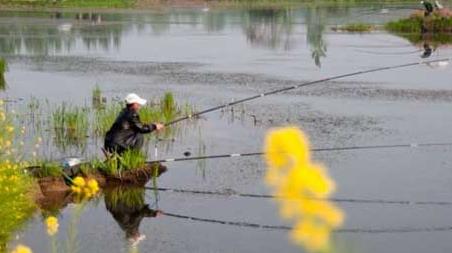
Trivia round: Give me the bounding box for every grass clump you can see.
[32,161,62,178]
[52,103,89,147]
[0,58,7,91]
[334,23,373,32]
[0,0,134,8]
[96,150,146,176]
[386,11,452,33]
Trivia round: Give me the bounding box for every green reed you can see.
[0,58,7,91]
[52,103,89,149]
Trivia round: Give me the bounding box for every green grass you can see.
[335,23,373,32]
[32,160,62,178]
[52,103,89,148]
[0,58,7,91]
[94,102,122,136]
[95,149,146,176]
[386,12,452,33]
[0,0,135,8]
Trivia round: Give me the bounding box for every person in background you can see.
[104,93,164,155]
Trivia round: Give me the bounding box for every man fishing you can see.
[104,93,164,155]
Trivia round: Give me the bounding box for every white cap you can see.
[125,93,147,106]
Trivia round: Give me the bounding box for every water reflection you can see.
[306,6,327,67]
[0,6,368,66]
[241,8,294,50]
[104,186,162,245]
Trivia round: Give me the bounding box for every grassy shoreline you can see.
[0,0,430,10]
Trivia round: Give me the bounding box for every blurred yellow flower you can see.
[11,244,32,253]
[71,177,100,200]
[45,216,59,236]
[264,127,344,252]
[87,179,99,193]
[72,177,85,187]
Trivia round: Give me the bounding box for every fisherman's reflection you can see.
[421,42,433,58]
[104,164,166,246]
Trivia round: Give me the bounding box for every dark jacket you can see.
[104,107,156,151]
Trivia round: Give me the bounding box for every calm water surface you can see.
[1,3,452,252]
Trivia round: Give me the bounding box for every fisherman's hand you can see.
[155,123,165,131]
[155,210,163,217]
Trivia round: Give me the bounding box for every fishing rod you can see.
[146,186,452,206]
[164,58,451,126]
[147,141,452,163]
[162,211,452,234]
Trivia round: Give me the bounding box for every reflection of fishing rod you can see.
[146,186,452,206]
[164,58,451,126]
[147,141,452,163]
[162,211,452,233]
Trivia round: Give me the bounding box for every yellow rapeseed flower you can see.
[87,179,99,193]
[264,127,344,252]
[10,244,32,253]
[72,177,85,187]
[45,216,59,236]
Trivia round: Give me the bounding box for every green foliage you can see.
[94,150,146,176]
[0,58,7,91]
[161,92,176,121]
[386,13,452,33]
[0,101,36,252]
[385,16,423,33]
[33,161,62,178]
[52,104,89,149]
[0,0,135,8]
[119,149,146,170]
[337,23,373,32]
[94,102,122,136]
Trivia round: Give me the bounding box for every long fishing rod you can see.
[162,211,452,234]
[164,58,451,126]
[146,186,452,206]
[147,141,452,163]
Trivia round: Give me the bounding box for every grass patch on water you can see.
[0,58,7,91]
[52,103,89,149]
[0,0,135,8]
[385,11,452,33]
[333,23,373,32]
[95,149,146,175]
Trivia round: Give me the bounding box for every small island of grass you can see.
[385,9,452,33]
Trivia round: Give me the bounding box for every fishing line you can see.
[164,58,451,126]
[162,211,452,234]
[145,186,452,206]
[146,141,452,163]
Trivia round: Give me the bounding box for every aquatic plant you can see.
[0,100,35,252]
[52,103,89,149]
[91,85,104,110]
[0,58,6,91]
[386,11,452,33]
[119,150,146,171]
[31,161,62,178]
[334,23,373,32]
[264,127,344,252]
[94,102,122,136]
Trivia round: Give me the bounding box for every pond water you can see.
[1,2,452,252]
